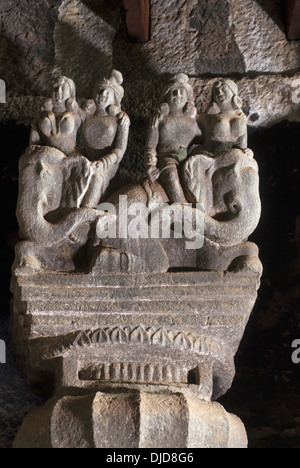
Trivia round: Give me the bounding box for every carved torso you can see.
[157,115,201,154]
[82,115,118,161]
[205,113,247,154]
[39,112,80,156]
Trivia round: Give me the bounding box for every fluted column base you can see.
[13,389,247,449]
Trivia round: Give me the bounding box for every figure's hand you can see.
[151,114,160,128]
[147,166,160,182]
[91,160,103,170]
[83,99,96,117]
[42,98,53,112]
[145,149,158,167]
[151,103,169,128]
[243,148,254,158]
[118,112,131,128]
[65,98,79,114]
[150,112,164,129]
[236,110,247,123]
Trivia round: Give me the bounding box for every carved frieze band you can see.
[40,325,230,364]
[79,361,184,384]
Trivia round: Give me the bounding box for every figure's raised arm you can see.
[113,110,130,156]
[29,126,41,147]
[145,116,159,165]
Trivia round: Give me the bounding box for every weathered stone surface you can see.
[53,0,122,97]
[10,270,260,401]
[13,145,100,272]
[12,70,135,273]
[1,0,300,98]
[232,0,300,73]
[98,75,262,275]
[0,0,61,96]
[13,391,248,448]
[10,69,262,447]
[52,0,300,84]
[12,75,262,275]
[192,74,300,130]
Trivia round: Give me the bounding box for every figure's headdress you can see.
[95,70,124,107]
[51,76,76,101]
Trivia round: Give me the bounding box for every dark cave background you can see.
[0,120,299,448]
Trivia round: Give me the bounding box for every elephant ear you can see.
[61,155,92,209]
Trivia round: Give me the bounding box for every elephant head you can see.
[16,146,99,248]
[183,149,261,247]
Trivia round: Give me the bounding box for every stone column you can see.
[11,270,260,448]
[11,74,261,448]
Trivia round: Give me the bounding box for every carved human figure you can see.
[30,76,82,156]
[201,79,252,157]
[179,79,262,274]
[183,79,255,214]
[80,70,130,209]
[145,73,202,204]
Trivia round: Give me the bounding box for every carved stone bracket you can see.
[123,0,150,42]
[11,72,262,448]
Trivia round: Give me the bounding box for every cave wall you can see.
[0,0,300,129]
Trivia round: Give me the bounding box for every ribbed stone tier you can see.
[13,391,248,449]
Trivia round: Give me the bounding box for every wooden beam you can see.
[123,0,150,42]
[286,0,300,40]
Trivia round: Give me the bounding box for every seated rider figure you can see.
[201,79,253,158]
[145,73,203,204]
[29,76,82,156]
[80,70,130,208]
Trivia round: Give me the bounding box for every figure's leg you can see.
[159,167,186,204]
[82,154,121,209]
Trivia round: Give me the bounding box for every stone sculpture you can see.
[14,71,130,273]
[11,72,262,449]
[101,74,262,275]
[29,76,81,155]
[145,73,202,204]
[80,70,130,208]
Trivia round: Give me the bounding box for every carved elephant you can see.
[98,148,262,275]
[14,146,100,272]
[183,148,261,246]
